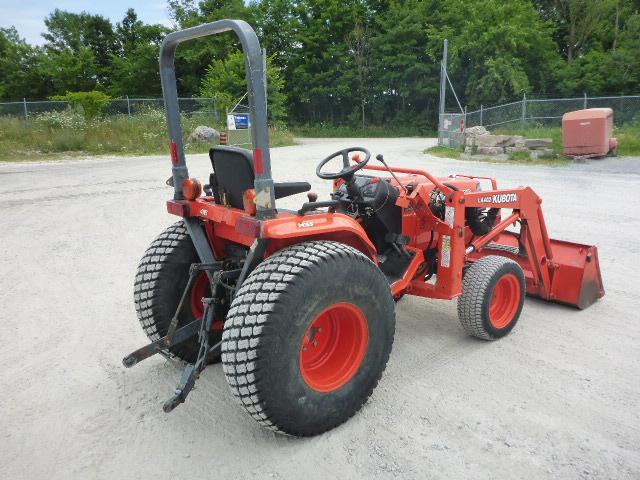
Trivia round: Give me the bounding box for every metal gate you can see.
[438,113,465,148]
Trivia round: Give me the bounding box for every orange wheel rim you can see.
[489,273,521,329]
[299,303,369,393]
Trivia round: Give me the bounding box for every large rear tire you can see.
[221,241,395,436]
[457,255,525,340]
[133,221,222,363]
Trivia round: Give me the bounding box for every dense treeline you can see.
[1,0,639,128]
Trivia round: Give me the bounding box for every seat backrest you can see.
[209,146,255,209]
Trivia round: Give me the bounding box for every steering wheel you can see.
[316,147,371,180]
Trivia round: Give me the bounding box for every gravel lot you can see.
[1,138,639,479]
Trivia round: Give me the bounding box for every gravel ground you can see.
[1,138,639,479]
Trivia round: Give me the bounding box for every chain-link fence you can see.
[465,94,640,129]
[0,97,220,123]
[438,93,639,148]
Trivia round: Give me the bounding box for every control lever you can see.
[376,154,407,194]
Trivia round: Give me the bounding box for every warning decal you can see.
[444,206,455,227]
[441,235,451,268]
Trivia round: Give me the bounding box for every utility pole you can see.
[439,39,448,117]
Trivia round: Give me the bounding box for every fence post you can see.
[126,95,131,118]
[480,104,483,126]
[521,93,527,126]
[584,92,588,109]
[23,98,28,126]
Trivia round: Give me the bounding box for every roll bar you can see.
[159,19,276,218]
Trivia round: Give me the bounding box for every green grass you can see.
[0,110,296,161]
[293,124,435,138]
[615,123,640,156]
[424,145,463,159]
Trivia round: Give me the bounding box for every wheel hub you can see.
[489,273,521,329]
[299,303,369,393]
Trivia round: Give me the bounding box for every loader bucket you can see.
[477,232,604,310]
[547,239,604,309]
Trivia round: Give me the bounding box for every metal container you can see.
[562,108,618,157]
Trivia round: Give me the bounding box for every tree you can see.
[425,0,561,107]
[43,9,117,87]
[168,0,255,95]
[534,0,617,62]
[283,0,381,124]
[108,10,169,96]
[347,18,373,128]
[557,12,640,95]
[0,27,52,100]
[371,0,437,124]
[199,50,288,123]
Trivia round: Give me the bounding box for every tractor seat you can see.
[208,146,311,210]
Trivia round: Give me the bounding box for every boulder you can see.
[476,146,505,156]
[505,147,528,154]
[464,125,489,148]
[475,135,524,148]
[475,135,506,148]
[525,138,553,149]
[465,125,489,137]
[188,126,220,143]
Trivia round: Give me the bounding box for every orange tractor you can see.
[124,20,604,436]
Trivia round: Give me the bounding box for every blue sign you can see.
[234,114,249,129]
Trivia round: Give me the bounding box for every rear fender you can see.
[262,212,377,261]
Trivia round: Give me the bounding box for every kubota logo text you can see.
[477,193,518,204]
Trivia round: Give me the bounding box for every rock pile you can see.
[464,126,553,160]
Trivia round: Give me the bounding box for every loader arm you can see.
[463,187,604,309]
[358,161,603,309]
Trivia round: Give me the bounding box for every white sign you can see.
[227,114,237,131]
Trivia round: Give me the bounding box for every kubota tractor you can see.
[124,20,604,436]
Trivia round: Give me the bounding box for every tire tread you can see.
[221,241,393,435]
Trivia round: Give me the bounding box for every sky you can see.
[0,0,174,45]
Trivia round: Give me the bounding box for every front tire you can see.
[221,241,395,436]
[457,256,525,340]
